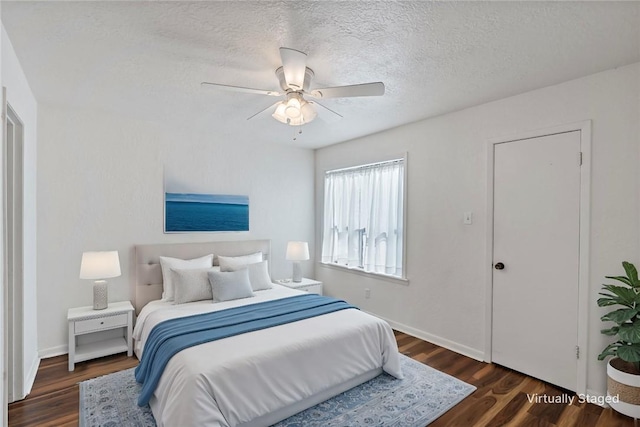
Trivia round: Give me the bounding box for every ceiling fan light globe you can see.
[271,90,320,126]
[288,116,305,126]
[272,102,289,124]
[300,102,317,122]
[285,105,301,119]
[289,97,300,106]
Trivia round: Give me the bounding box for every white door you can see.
[492,131,581,391]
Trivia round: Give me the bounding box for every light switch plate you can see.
[464,212,473,225]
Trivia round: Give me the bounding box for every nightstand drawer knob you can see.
[74,313,128,334]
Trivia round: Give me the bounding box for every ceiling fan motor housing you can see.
[275,66,314,92]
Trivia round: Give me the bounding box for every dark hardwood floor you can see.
[393,332,633,427]
[8,353,139,427]
[8,331,634,426]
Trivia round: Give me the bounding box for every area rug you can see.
[79,354,475,427]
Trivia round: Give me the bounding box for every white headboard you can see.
[133,240,271,314]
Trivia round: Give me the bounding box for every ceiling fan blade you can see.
[201,82,281,97]
[310,101,343,123]
[279,47,307,90]
[309,82,385,99]
[247,102,281,121]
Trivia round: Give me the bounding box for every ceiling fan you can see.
[201,47,385,126]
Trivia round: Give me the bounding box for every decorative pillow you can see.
[208,269,255,302]
[159,254,214,301]
[227,260,273,291]
[218,252,263,272]
[170,267,220,304]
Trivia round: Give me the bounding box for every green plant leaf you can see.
[602,308,639,324]
[598,343,620,360]
[616,344,640,363]
[598,296,622,307]
[606,275,633,287]
[601,326,620,336]
[618,323,640,343]
[600,285,640,307]
[599,263,640,364]
[623,262,640,287]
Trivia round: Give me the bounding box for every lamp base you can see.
[93,280,108,310]
[292,262,302,283]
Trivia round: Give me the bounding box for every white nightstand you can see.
[279,278,323,295]
[67,301,134,371]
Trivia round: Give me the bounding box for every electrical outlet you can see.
[365,288,371,299]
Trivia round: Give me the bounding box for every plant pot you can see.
[608,358,640,418]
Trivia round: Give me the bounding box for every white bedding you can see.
[134,284,402,427]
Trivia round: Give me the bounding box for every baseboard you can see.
[39,344,68,359]
[24,355,40,396]
[365,311,485,361]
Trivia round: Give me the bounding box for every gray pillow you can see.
[159,254,214,301]
[170,267,218,304]
[227,260,273,291]
[208,269,255,302]
[218,252,263,272]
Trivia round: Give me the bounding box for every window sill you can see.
[318,262,409,286]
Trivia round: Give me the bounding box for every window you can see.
[321,158,405,278]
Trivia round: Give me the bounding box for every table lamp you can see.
[286,241,309,283]
[80,251,121,310]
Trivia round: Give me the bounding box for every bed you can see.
[132,240,402,427]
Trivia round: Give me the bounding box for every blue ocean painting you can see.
[165,193,249,232]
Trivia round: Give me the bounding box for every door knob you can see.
[494,262,505,270]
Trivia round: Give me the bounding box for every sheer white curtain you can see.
[321,159,404,277]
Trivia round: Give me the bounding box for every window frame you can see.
[319,153,409,283]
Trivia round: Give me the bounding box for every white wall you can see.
[1,25,39,398]
[315,63,640,396]
[37,104,315,356]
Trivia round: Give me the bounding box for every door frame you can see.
[4,98,24,403]
[484,120,591,394]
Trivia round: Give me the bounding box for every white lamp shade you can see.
[286,241,309,261]
[80,251,121,280]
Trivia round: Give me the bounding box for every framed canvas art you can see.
[164,192,249,232]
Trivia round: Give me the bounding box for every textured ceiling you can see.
[2,1,639,148]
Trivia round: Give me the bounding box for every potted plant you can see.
[598,261,640,417]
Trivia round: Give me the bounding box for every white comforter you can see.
[133,284,402,427]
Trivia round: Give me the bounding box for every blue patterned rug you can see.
[79,354,475,427]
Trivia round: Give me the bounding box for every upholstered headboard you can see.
[134,240,271,314]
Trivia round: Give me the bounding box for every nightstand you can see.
[67,301,134,371]
[280,278,323,295]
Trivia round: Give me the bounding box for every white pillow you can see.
[208,269,255,302]
[159,254,214,301]
[218,252,263,272]
[227,260,273,291]
[170,267,220,304]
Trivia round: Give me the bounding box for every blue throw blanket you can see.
[135,294,357,406]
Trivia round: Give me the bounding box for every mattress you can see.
[133,284,402,427]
